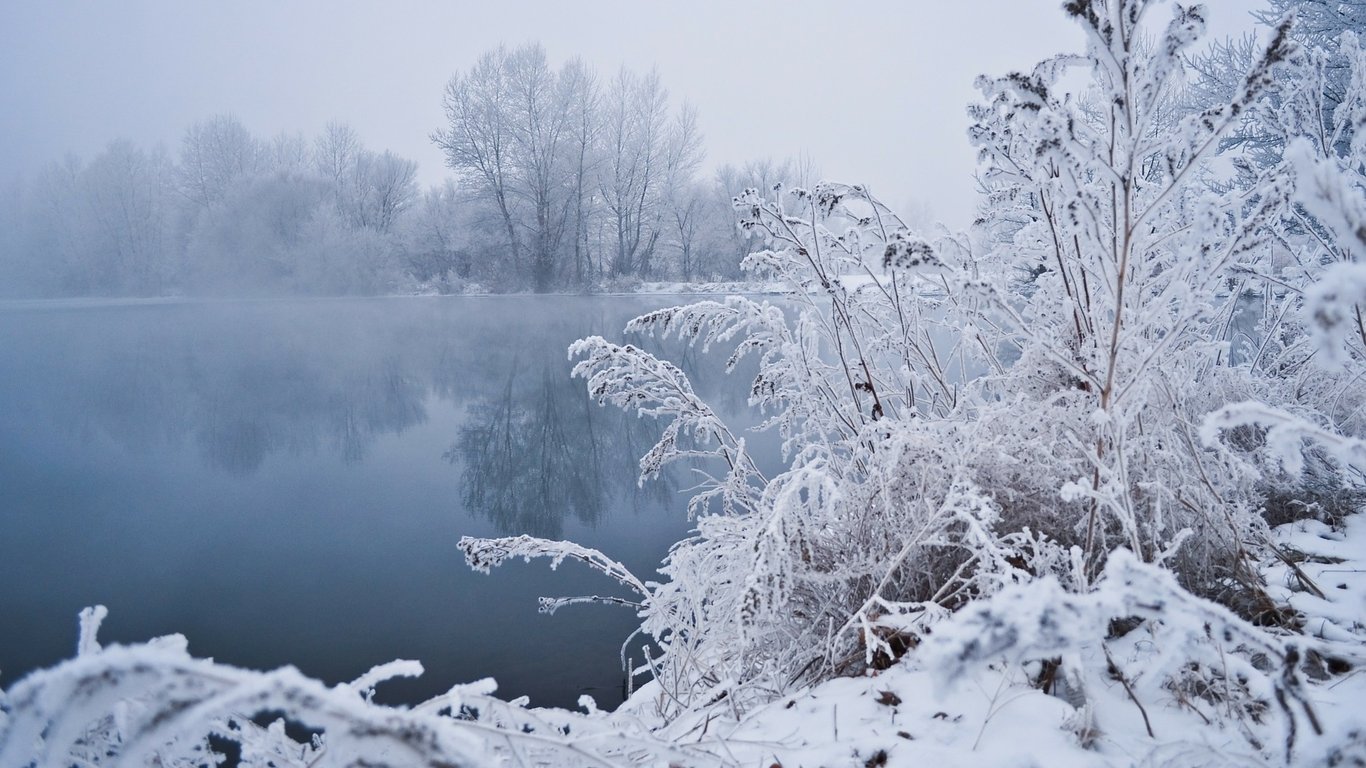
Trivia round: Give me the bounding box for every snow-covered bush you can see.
[917,547,1366,761]
[8,1,1364,764]
[463,0,1366,741]
[964,1,1311,590]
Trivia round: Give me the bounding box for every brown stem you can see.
[1105,647,1155,739]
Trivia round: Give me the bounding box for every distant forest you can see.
[0,43,815,297]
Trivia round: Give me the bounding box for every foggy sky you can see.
[1,0,1265,229]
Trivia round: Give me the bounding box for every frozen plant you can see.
[920,549,1365,761]
[0,606,723,767]
[462,0,1366,742]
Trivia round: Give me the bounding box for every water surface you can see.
[0,296,768,709]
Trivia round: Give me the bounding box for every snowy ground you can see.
[405,279,790,297]
[631,280,787,296]
[602,514,1366,768]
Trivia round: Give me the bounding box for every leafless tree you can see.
[600,68,670,278]
[178,114,262,210]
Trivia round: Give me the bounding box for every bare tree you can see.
[600,68,670,278]
[351,150,418,234]
[563,57,601,285]
[262,131,312,178]
[84,140,175,294]
[313,122,361,191]
[663,102,705,280]
[178,115,262,210]
[433,47,524,283]
[434,44,599,291]
[506,44,576,291]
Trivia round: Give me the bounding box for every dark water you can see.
[0,296,770,709]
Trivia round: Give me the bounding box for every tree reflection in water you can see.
[450,350,676,539]
[0,297,736,535]
[0,295,773,708]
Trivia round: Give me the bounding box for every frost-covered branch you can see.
[459,534,649,598]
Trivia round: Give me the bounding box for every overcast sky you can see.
[1,1,1266,229]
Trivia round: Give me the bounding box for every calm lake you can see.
[0,295,774,710]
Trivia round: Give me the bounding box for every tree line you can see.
[0,43,816,297]
[0,117,421,297]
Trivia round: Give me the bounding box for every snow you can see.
[12,505,1362,765]
[615,513,1366,768]
[629,280,788,296]
[4,2,1366,765]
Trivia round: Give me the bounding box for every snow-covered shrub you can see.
[964,0,1366,593]
[14,0,1362,762]
[918,548,1364,761]
[0,606,721,767]
[462,0,1366,733]
[962,1,1297,591]
[1179,20,1366,492]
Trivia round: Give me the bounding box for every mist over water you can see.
[0,295,771,709]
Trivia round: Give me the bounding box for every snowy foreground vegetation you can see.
[4,0,1366,765]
